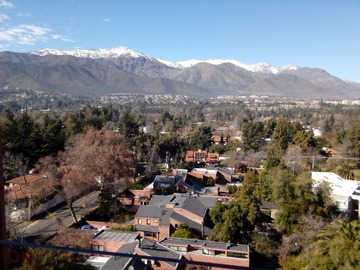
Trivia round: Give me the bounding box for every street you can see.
[13,191,100,243]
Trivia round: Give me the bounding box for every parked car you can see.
[81,225,96,230]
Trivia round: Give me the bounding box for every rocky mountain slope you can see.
[0,46,359,99]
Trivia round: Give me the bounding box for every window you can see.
[144,232,157,238]
[227,252,248,259]
[169,245,188,252]
[92,245,104,251]
[203,249,215,255]
[146,219,151,225]
[138,218,142,224]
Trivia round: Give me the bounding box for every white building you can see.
[311,172,360,220]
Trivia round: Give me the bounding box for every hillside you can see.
[0,47,359,99]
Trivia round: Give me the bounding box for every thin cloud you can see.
[17,12,32,17]
[0,13,9,22]
[0,24,50,45]
[102,18,110,22]
[0,0,14,9]
[52,34,74,43]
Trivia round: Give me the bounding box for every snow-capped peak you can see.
[30,45,299,74]
[30,46,147,59]
[174,59,299,74]
[156,58,185,69]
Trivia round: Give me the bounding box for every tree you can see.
[345,117,360,157]
[36,128,134,223]
[234,172,262,225]
[36,155,96,223]
[281,219,360,269]
[312,219,360,269]
[292,130,314,151]
[323,113,335,133]
[70,128,134,192]
[188,125,213,151]
[171,224,194,238]
[271,116,293,152]
[118,109,140,146]
[241,121,265,152]
[210,201,252,243]
[209,172,262,243]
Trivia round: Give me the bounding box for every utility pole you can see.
[0,128,8,270]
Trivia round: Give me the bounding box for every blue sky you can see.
[1,0,359,82]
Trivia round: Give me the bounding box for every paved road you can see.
[14,191,100,243]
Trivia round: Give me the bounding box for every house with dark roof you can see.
[159,237,250,269]
[99,237,183,270]
[98,236,250,269]
[90,230,140,253]
[118,188,154,206]
[134,193,217,240]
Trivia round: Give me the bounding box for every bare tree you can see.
[35,128,134,223]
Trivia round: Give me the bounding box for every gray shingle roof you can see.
[180,196,208,218]
[194,196,218,209]
[261,201,278,209]
[136,205,163,218]
[138,237,182,268]
[92,230,139,243]
[99,242,145,270]
[148,194,174,207]
[159,208,174,226]
[171,211,213,236]
[135,225,159,233]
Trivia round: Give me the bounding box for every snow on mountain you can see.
[176,59,299,74]
[31,46,148,59]
[156,58,185,69]
[30,46,299,74]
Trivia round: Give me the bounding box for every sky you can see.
[1,0,359,82]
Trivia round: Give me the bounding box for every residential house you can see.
[118,188,153,206]
[311,172,360,220]
[99,237,183,270]
[98,237,250,270]
[212,135,228,145]
[90,230,140,253]
[134,193,218,240]
[260,201,279,220]
[5,173,62,221]
[185,168,217,187]
[184,150,219,164]
[160,237,250,269]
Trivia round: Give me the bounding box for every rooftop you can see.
[159,237,250,253]
[311,172,360,197]
[91,230,140,243]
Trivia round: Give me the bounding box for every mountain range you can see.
[0,46,359,99]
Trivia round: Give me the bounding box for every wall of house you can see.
[159,225,170,240]
[90,240,124,253]
[185,253,250,269]
[136,217,160,227]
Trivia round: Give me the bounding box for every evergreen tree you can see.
[118,109,140,146]
[189,125,213,151]
[241,121,265,152]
